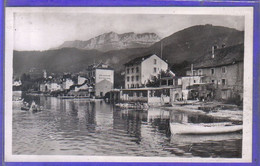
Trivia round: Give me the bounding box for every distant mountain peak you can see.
[55,31,161,52]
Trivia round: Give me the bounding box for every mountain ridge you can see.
[54,31,161,52]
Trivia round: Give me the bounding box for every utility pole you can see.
[161,41,163,59]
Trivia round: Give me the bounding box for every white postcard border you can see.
[4,7,254,163]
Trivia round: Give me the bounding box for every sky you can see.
[13,13,244,51]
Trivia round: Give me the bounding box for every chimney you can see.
[211,46,215,58]
[212,45,217,58]
[191,64,194,76]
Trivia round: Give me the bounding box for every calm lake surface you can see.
[12,95,242,157]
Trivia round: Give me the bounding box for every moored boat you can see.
[170,122,242,135]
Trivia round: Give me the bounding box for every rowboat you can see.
[170,122,242,135]
[21,101,44,113]
[170,132,242,144]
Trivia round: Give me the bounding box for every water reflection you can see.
[12,95,242,157]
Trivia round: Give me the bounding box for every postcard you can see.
[5,7,253,162]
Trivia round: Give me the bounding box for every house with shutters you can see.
[186,44,244,100]
[124,54,168,89]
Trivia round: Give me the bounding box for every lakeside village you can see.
[13,43,244,134]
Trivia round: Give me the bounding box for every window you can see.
[136,84,139,88]
[131,84,134,88]
[127,76,130,82]
[222,67,226,73]
[127,84,129,88]
[222,79,226,85]
[127,68,129,74]
[198,69,202,75]
[193,70,197,76]
[154,59,157,64]
[154,67,157,73]
[131,76,134,82]
[136,92,140,97]
[131,68,134,73]
[136,76,139,81]
[212,80,215,83]
[168,79,173,85]
[161,80,167,85]
[194,80,196,83]
[136,67,139,73]
[211,68,215,75]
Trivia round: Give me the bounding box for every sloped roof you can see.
[87,62,113,70]
[192,44,244,69]
[124,54,166,66]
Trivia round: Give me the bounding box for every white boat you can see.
[170,122,242,135]
[170,133,242,144]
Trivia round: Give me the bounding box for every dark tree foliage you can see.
[146,70,169,87]
[170,60,190,76]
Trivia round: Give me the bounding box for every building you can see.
[28,68,45,80]
[48,82,62,92]
[40,82,62,92]
[78,75,87,85]
[186,44,244,100]
[124,54,168,89]
[120,87,171,105]
[39,83,47,92]
[181,76,203,90]
[62,78,74,90]
[86,62,114,97]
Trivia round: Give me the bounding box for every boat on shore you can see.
[170,122,242,135]
[13,98,24,102]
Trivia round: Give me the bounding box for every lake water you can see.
[12,95,242,158]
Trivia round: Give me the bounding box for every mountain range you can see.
[55,32,161,52]
[13,24,244,87]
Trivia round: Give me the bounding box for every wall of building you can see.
[181,76,202,90]
[78,76,87,85]
[141,55,168,85]
[40,84,46,92]
[186,62,243,100]
[95,79,113,97]
[95,69,114,85]
[62,79,74,90]
[197,62,243,91]
[125,64,141,89]
[49,83,61,92]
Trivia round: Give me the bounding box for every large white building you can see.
[124,54,168,89]
[86,63,114,97]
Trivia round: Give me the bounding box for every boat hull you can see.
[170,122,242,135]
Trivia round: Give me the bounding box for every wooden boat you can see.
[170,122,242,135]
[21,101,44,113]
[13,98,24,102]
[170,132,242,144]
